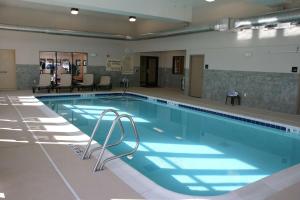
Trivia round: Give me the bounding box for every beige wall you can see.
[129,29,300,73]
[160,50,186,69]
[1,27,299,74]
[0,30,127,66]
[133,50,186,69]
[133,52,161,67]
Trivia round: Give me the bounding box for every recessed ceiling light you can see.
[205,0,215,2]
[129,16,136,22]
[258,17,278,24]
[71,8,79,15]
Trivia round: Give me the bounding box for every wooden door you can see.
[0,49,16,90]
[298,74,300,114]
[189,55,204,98]
[140,56,147,86]
[147,57,158,87]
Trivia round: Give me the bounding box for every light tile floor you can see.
[0,88,300,200]
[0,91,141,200]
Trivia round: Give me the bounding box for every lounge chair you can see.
[32,73,51,93]
[77,74,94,91]
[95,75,112,90]
[55,74,72,93]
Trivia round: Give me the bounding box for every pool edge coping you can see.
[36,91,300,135]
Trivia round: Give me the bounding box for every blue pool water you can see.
[40,94,300,196]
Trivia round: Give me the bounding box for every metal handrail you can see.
[93,114,140,172]
[121,78,129,95]
[81,109,125,160]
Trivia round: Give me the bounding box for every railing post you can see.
[81,109,125,160]
[94,114,140,172]
[93,118,119,172]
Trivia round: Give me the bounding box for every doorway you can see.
[140,56,159,87]
[0,49,16,90]
[189,55,204,98]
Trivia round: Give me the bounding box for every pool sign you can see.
[106,59,121,71]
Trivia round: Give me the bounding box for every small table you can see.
[225,95,241,106]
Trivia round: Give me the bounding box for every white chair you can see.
[32,73,51,93]
[78,74,94,91]
[55,74,72,93]
[96,75,112,90]
[56,66,67,80]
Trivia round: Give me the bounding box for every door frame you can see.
[189,54,204,98]
[0,49,16,90]
[298,74,300,114]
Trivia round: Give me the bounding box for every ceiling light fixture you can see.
[235,20,252,27]
[71,8,79,15]
[129,16,136,22]
[258,17,278,24]
[205,0,215,2]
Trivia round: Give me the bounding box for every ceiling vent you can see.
[235,8,300,30]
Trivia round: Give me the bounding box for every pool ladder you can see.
[121,78,129,95]
[81,109,140,172]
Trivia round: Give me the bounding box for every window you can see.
[39,51,88,84]
[172,56,184,75]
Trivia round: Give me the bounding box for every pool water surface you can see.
[40,94,300,196]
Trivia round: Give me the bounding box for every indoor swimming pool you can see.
[39,93,300,196]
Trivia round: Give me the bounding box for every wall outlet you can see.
[244,93,247,97]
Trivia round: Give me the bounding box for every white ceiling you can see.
[0,0,299,36]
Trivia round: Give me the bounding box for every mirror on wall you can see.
[39,51,88,84]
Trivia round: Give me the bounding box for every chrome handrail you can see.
[81,109,125,160]
[121,78,129,95]
[93,114,140,172]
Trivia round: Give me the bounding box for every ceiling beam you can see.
[21,0,193,22]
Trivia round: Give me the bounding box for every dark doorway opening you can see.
[140,56,159,87]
